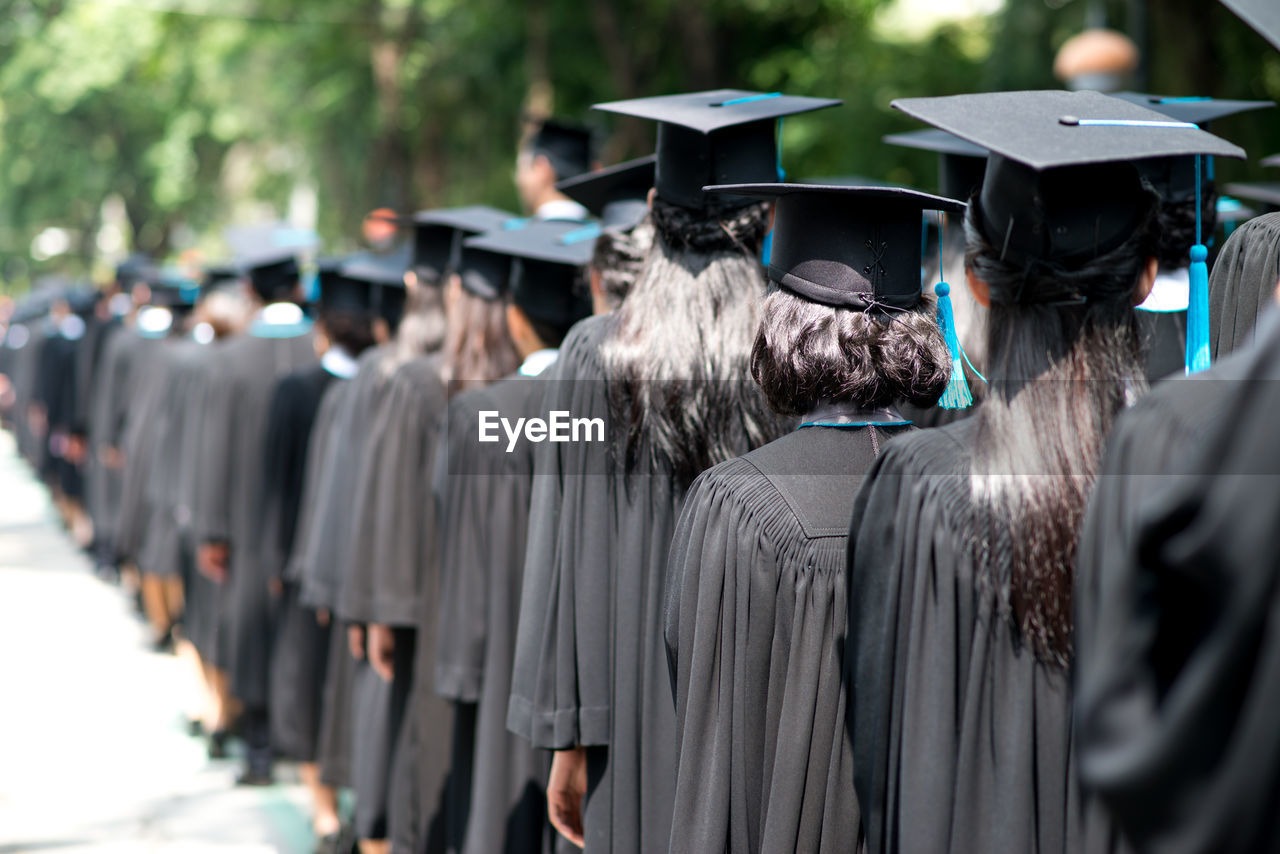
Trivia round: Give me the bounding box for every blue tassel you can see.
[934,281,973,409]
[1186,243,1210,374]
[1185,154,1211,375]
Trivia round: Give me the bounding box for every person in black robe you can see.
[664,184,958,853]
[262,259,377,850]
[170,276,255,756]
[1208,211,1280,357]
[507,90,840,853]
[433,218,603,854]
[1075,221,1280,854]
[345,208,517,854]
[843,90,1240,854]
[191,253,317,786]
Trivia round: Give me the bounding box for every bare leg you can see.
[357,840,389,854]
[299,762,342,837]
[140,573,173,643]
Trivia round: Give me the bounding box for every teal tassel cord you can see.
[1185,154,1211,374]
[934,280,973,409]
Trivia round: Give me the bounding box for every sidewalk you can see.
[0,432,312,854]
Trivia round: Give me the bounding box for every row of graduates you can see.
[9,52,1280,854]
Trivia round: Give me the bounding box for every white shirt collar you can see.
[535,199,590,222]
[256,302,306,325]
[1137,267,1190,313]
[518,348,559,377]
[321,346,359,379]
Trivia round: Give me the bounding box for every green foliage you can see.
[0,0,1275,295]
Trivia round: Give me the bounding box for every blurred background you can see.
[0,0,1276,293]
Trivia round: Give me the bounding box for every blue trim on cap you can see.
[559,223,602,245]
[502,217,532,231]
[717,92,783,107]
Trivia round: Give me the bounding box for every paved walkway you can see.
[0,432,313,854]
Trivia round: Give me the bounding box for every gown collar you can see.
[798,401,911,429]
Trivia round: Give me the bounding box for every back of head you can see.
[591,217,655,312]
[440,282,519,394]
[601,196,783,487]
[963,192,1159,666]
[1209,211,1280,357]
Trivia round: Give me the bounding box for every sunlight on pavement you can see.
[0,433,311,854]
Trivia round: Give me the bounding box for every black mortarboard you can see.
[411,206,517,282]
[1261,153,1280,168]
[455,242,513,302]
[706,183,964,310]
[243,250,300,302]
[883,128,989,202]
[593,89,842,210]
[115,253,154,292]
[1221,0,1280,52]
[201,261,243,295]
[1111,92,1274,127]
[1110,93,1272,203]
[557,155,656,230]
[528,119,594,181]
[465,220,594,328]
[1223,182,1280,210]
[892,90,1244,265]
[315,256,375,315]
[147,269,199,312]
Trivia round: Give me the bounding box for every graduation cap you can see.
[314,257,374,315]
[147,268,199,310]
[1111,92,1274,127]
[1109,93,1273,202]
[1222,182,1280,210]
[1221,0,1280,53]
[1261,153,1280,168]
[527,119,594,181]
[115,253,154,292]
[411,206,517,282]
[704,182,964,310]
[883,128,989,201]
[242,250,300,302]
[892,90,1244,266]
[465,220,595,329]
[200,261,243,295]
[593,89,842,210]
[896,90,1245,376]
[556,155,656,230]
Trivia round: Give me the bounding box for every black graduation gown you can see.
[509,315,776,853]
[190,325,315,708]
[340,353,448,843]
[300,347,390,790]
[136,339,209,580]
[846,418,1119,854]
[1138,309,1187,383]
[664,424,907,854]
[115,337,179,565]
[433,372,562,854]
[87,328,152,564]
[1075,307,1280,854]
[260,362,341,761]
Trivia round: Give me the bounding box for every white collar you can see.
[1137,267,1190,313]
[518,348,559,377]
[256,302,306,325]
[535,199,590,222]
[321,346,359,379]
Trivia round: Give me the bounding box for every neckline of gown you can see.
[799,401,911,429]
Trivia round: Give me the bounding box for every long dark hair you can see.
[440,278,520,396]
[963,192,1158,666]
[379,277,448,378]
[750,286,951,416]
[601,197,785,488]
[592,218,655,311]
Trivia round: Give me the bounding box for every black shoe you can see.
[186,718,204,738]
[235,767,274,787]
[151,630,176,654]
[208,729,230,760]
